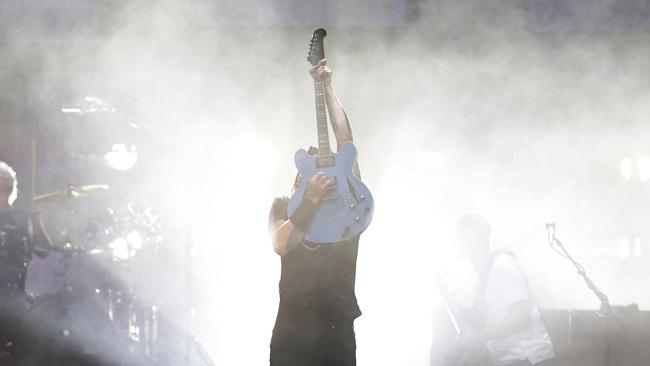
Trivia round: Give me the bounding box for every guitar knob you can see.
[355,216,360,221]
[360,195,365,200]
[349,204,355,209]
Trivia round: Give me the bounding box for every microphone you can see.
[545,222,556,245]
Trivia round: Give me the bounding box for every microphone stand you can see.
[545,224,628,334]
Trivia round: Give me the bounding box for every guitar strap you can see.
[473,250,518,329]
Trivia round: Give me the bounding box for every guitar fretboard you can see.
[314,79,334,168]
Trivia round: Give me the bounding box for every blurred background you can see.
[1,0,650,364]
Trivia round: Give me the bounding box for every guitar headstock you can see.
[306,28,327,67]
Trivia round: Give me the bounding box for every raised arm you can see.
[270,172,334,256]
[310,59,361,178]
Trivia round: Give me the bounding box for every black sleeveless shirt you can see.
[269,197,361,321]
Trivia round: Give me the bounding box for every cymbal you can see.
[32,184,110,204]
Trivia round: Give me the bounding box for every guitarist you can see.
[268,59,361,366]
[446,214,555,366]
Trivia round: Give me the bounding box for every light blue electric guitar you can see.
[287,28,374,244]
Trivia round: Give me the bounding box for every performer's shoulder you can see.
[491,251,519,270]
[268,196,290,225]
[271,196,290,208]
[490,252,528,283]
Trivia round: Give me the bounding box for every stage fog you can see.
[0,0,649,365]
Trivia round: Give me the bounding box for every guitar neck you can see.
[313,79,334,168]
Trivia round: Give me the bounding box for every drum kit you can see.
[0,183,164,365]
[0,96,215,365]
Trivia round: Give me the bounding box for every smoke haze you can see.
[1,0,649,365]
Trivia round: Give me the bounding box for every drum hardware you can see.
[24,244,160,363]
[17,139,167,362]
[28,198,164,352]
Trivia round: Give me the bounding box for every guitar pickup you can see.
[318,156,335,169]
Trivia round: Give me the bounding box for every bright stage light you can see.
[126,230,144,250]
[619,157,632,181]
[108,231,142,260]
[105,143,138,171]
[108,237,131,260]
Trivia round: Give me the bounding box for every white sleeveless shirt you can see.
[482,254,554,365]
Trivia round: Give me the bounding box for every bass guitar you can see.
[287,28,374,244]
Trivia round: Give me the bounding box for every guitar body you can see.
[288,142,374,244]
[288,29,374,244]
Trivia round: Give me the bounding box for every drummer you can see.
[0,161,33,290]
[0,161,52,359]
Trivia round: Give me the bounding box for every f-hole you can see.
[346,178,360,204]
